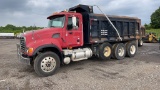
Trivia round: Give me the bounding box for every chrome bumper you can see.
[17,43,30,65]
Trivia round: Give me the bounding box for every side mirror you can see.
[72,16,77,27]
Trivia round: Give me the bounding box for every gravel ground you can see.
[0,39,160,90]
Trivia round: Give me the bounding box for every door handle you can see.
[77,39,80,42]
[69,32,73,34]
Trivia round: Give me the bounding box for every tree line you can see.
[0,24,43,34]
[1,7,160,33]
[145,7,160,30]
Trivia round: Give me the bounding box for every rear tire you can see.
[138,39,143,47]
[112,43,126,60]
[34,52,60,77]
[126,41,137,57]
[98,43,112,60]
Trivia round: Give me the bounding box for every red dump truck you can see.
[17,5,143,76]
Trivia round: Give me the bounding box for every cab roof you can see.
[47,11,81,19]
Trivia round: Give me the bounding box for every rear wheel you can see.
[126,41,137,57]
[98,43,112,60]
[138,39,143,47]
[34,52,60,77]
[112,43,126,60]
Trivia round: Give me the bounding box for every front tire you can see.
[34,52,60,77]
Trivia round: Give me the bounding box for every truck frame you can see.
[17,4,142,76]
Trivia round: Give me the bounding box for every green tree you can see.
[151,7,160,29]
[5,24,16,30]
[0,24,43,33]
[144,23,151,30]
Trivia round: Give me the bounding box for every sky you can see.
[0,0,160,27]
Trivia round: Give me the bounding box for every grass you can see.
[146,29,160,38]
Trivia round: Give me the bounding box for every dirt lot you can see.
[0,39,160,90]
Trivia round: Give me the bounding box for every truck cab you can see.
[17,11,92,76]
[48,12,84,48]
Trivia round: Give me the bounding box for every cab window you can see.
[48,15,65,28]
[67,17,79,30]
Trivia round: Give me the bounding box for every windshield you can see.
[48,15,65,28]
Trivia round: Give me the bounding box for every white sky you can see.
[0,0,160,27]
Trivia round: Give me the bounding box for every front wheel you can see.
[34,52,60,77]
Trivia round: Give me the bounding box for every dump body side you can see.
[89,14,141,43]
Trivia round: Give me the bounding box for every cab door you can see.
[65,15,83,47]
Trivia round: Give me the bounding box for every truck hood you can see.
[23,28,62,44]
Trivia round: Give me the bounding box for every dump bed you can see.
[89,14,141,43]
[69,5,141,44]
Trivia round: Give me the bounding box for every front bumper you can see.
[17,43,30,65]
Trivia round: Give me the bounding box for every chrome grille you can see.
[20,37,26,52]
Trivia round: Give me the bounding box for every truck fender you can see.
[32,44,63,63]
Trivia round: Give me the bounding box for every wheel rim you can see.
[104,46,111,57]
[118,46,125,57]
[130,45,136,55]
[41,56,56,72]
